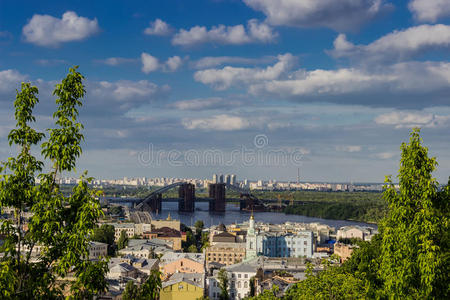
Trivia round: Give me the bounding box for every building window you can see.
[244,274,248,278]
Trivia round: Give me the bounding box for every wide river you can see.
[124,201,377,230]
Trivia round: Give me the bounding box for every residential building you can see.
[88,241,108,259]
[205,243,246,266]
[246,215,314,259]
[160,273,204,300]
[336,226,377,241]
[334,243,358,262]
[160,253,205,279]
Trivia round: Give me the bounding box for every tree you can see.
[379,128,449,298]
[194,220,204,237]
[0,67,108,298]
[121,270,161,300]
[122,280,139,300]
[218,268,229,300]
[91,224,116,255]
[285,266,366,300]
[117,230,129,250]
[188,244,198,253]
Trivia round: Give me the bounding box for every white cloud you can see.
[35,59,68,66]
[90,80,169,103]
[141,53,160,74]
[141,53,184,73]
[330,25,450,63]
[144,19,172,36]
[22,11,100,47]
[373,152,396,159]
[375,111,450,128]
[95,57,137,66]
[194,53,295,90]
[182,114,250,131]
[243,0,392,31]
[165,56,183,72]
[247,61,450,106]
[171,97,242,110]
[192,56,275,69]
[172,19,277,46]
[0,69,27,93]
[409,0,450,22]
[336,145,362,152]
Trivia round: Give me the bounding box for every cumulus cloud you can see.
[171,97,242,110]
[409,0,450,22]
[95,57,137,66]
[34,59,69,66]
[247,61,450,107]
[172,19,277,46]
[141,53,184,73]
[141,53,160,74]
[192,56,275,69]
[243,0,393,31]
[375,111,450,128]
[182,114,250,131]
[90,80,168,101]
[144,19,173,36]
[0,69,27,93]
[336,145,362,152]
[165,56,183,72]
[22,11,100,47]
[194,53,296,90]
[330,25,450,63]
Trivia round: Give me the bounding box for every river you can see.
[118,201,377,230]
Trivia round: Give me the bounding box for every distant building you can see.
[143,226,183,251]
[246,215,314,259]
[160,273,204,300]
[219,174,224,183]
[334,243,358,262]
[230,174,237,185]
[205,243,246,266]
[336,226,377,241]
[212,174,218,184]
[88,241,108,259]
[225,174,231,185]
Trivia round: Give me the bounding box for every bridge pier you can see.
[208,183,226,212]
[178,183,195,212]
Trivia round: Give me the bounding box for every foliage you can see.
[200,232,210,251]
[194,220,204,238]
[117,230,129,250]
[121,270,162,300]
[91,224,116,255]
[0,67,108,298]
[188,244,198,253]
[249,276,256,297]
[122,280,140,300]
[379,128,450,298]
[108,205,124,217]
[218,268,229,300]
[246,286,279,300]
[285,265,366,300]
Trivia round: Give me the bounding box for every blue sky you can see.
[0,0,449,183]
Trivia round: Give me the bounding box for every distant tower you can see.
[297,167,300,184]
[245,213,257,260]
[225,174,231,185]
[219,174,224,183]
[212,174,218,184]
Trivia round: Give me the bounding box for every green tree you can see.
[246,286,279,300]
[218,268,229,300]
[285,266,366,300]
[117,230,129,250]
[122,280,139,300]
[0,67,108,298]
[194,220,204,237]
[188,244,198,253]
[121,270,161,300]
[379,128,450,298]
[91,224,116,255]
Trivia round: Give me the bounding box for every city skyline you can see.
[0,0,449,182]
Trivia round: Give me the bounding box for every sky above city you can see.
[0,0,450,183]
